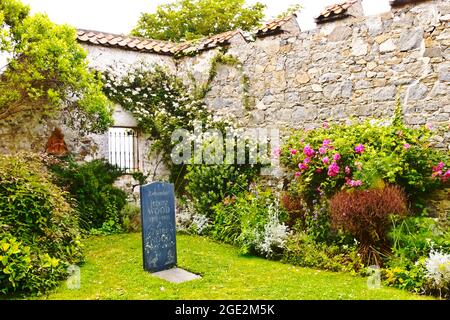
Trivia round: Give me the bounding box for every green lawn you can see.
[40,233,431,300]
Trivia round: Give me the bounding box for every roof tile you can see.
[77,29,177,55]
[76,15,297,56]
[257,14,297,36]
[315,0,358,23]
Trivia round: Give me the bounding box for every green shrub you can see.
[50,157,127,232]
[383,216,450,297]
[283,232,363,273]
[121,203,141,233]
[185,164,258,218]
[281,116,449,204]
[0,236,31,293]
[212,188,289,258]
[388,216,450,265]
[0,153,83,295]
[302,198,335,243]
[212,196,245,244]
[383,263,427,294]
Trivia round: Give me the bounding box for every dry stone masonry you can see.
[176,1,449,152]
[1,0,449,168]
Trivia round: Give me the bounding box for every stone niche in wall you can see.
[45,127,69,157]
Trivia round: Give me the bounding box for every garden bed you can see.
[39,233,430,300]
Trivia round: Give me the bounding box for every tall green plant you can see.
[0,153,83,295]
[185,164,258,218]
[50,157,127,232]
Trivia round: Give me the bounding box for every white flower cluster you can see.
[192,214,211,235]
[256,202,290,258]
[176,202,195,232]
[176,202,211,235]
[424,249,450,289]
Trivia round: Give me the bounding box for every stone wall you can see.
[0,0,448,199]
[2,1,448,157]
[428,187,450,219]
[176,1,449,149]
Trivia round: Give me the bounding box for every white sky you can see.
[20,0,391,34]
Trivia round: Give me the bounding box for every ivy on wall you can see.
[197,49,253,110]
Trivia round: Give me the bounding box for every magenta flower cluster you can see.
[327,162,340,177]
[355,144,365,154]
[287,122,449,199]
[291,136,369,189]
[303,145,315,157]
[345,177,363,187]
[432,162,450,182]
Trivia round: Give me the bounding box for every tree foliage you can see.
[0,0,112,132]
[131,0,266,42]
[276,3,302,19]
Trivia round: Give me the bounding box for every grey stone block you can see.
[152,268,201,284]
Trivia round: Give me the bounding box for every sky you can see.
[19,0,392,34]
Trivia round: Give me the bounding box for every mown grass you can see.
[39,233,431,300]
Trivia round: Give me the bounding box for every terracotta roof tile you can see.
[77,16,297,56]
[315,0,358,23]
[77,29,179,55]
[98,37,109,45]
[78,34,89,42]
[176,30,243,54]
[257,14,297,36]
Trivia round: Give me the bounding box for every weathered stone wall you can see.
[0,0,448,200]
[2,1,448,158]
[428,187,450,219]
[177,0,450,149]
[84,45,176,74]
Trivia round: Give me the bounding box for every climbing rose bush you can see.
[281,119,449,202]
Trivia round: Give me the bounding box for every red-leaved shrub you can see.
[330,185,407,265]
[280,192,306,227]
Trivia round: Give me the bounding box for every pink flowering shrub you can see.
[281,119,449,202]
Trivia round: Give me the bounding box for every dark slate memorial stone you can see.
[140,182,177,272]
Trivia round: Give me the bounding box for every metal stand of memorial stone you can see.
[140,182,200,283]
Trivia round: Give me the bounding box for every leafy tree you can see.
[131,0,266,42]
[0,0,112,132]
[276,3,302,19]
